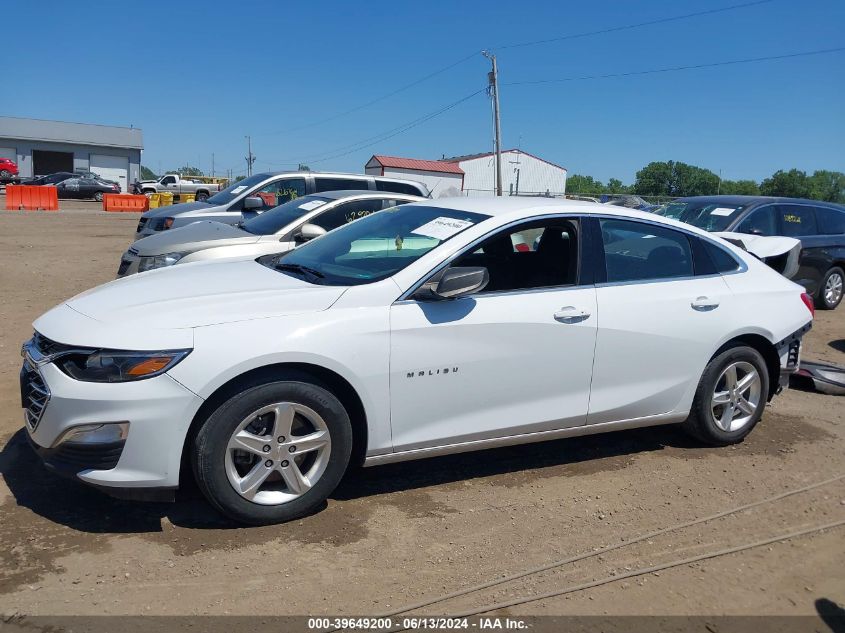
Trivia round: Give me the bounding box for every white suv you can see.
[23,198,813,524]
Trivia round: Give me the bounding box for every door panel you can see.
[589,276,734,424]
[389,287,597,452]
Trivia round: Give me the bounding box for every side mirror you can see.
[243,196,263,210]
[413,266,489,301]
[296,223,327,243]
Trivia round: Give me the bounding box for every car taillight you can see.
[163,217,174,229]
[800,292,814,317]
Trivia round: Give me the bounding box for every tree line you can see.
[567,161,845,203]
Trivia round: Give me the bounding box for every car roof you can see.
[674,194,845,209]
[306,190,424,201]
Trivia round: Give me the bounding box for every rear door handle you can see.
[554,306,591,323]
[691,296,720,311]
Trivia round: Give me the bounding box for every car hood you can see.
[34,260,348,345]
[141,201,214,219]
[131,221,260,255]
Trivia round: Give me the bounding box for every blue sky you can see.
[5,0,844,183]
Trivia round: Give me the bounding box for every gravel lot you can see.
[0,206,842,618]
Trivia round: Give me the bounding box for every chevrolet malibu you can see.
[22,198,814,524]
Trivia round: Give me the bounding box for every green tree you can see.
[606,178,628,194]
[807,170,845,203]
[567,174,605,195]
[633,161,719,197]
[759,169,811,198]
[719,179,760,195]
[172,165,204,177]
[297,164,312,172]
[140,165,157,180]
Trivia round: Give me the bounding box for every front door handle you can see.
[691,296,720,311]
[554,306,591,323]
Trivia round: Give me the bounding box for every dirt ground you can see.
[0,206,843,618]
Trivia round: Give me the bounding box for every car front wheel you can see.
[683,345,769,446]
[0,170,10,178]
[816,266,844,310]
[94,192,104,202]
[192,380,353,525]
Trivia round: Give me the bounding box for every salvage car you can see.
[55,176,121,201]
[0,157,18,179]
[137,173,222,201]
[134,172,430,240]
[117,191,422,277]
[22,198,813,524]
[656,195,845,309]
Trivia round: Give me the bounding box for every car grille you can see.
[33,331,71,357]
[128,247,139,256]
[46,441,124,472]
[136,217,148,233]
[117,259,131,276]
[20,360,50,431]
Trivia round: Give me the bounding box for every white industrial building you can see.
[365,155,464,197]
[365,150,567,198]
[443,150,567,197]
[0,116,143,192]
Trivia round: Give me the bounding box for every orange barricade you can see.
[5,185,59,211]
[102,194,150,213]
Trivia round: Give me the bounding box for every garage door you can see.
[90,154,129,192]
[33,150,73,177]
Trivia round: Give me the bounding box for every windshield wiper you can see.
[274,262,325,282]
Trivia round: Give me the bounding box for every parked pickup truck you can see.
[138,174,221,201]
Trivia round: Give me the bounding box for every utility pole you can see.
[483,50,503,196]
[245,136,256,177]
[211,153,215,178]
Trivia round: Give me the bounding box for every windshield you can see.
[655,201,747,232]
[205,173,270,205]
[262,205,489,286]
[242,195,332,235]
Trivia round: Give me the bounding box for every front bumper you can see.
[22,358,204,491]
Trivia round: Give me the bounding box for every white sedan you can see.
[22,198,813,524]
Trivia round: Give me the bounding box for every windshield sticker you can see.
[298,200,327,211]
[230,186,247,195]
[411,217,474,240]
[710,207,736,216]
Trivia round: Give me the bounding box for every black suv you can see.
[656,196,845,310]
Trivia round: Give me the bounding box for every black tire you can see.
[94,191,104,202]
[195,191,209,202]
[192,380,353,525]
[815,266,844,310]
[0,170,10,179]
[683,345,769,446]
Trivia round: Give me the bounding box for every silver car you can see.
[134,171,430,240]
[118,191,423,277]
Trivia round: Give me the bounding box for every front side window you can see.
[736,207,777,236]
[452,219,578,292]
[249,178,307,211]
[310,199,385,232]
[776,205,818,237]
[264,205,488,286]
[314,177,369,193]
[161,176,177,185]
[205,173,272,205]
[600,219,693,282]
[815,206,845,235]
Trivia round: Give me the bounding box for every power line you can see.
[494,0,777,50]
[504,46,845,86]
[260,88,486,168]
[264,51,481,137]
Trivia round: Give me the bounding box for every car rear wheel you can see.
[816,266,843,310]
[195,191,209,202]
[0,170,10,178]
[94,192,104,202]
[683,345,769,446]
[192,380,353,525]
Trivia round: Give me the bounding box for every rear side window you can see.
[703,240,742,273]
[314,177,369,193]
[776,205,818,237]
[375,180,425,196]
[600,219,693,282]
[815,207,845,235]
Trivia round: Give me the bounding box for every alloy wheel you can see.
[824,272,843,307]
[224,402,331,505]
[710,361,762,432]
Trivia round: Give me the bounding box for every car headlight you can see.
[56,349,191,383]
[138,252,184,272]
